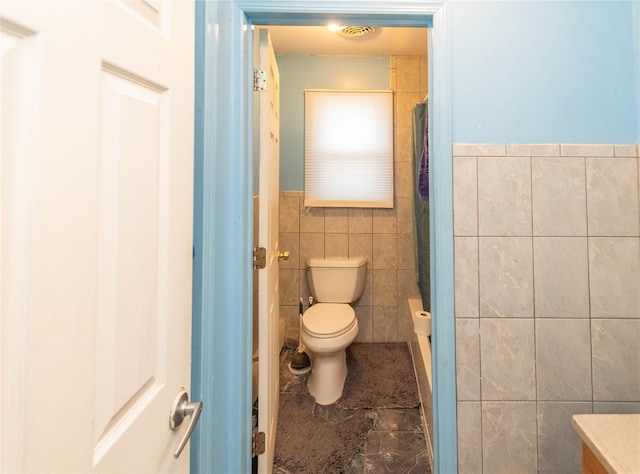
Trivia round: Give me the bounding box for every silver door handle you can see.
[170,389,203,458]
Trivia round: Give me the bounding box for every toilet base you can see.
[307,349,348,405]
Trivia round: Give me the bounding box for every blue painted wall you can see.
[450,1,638,144]
[277,55,390,190]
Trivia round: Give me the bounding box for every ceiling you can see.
[265,25,428,56]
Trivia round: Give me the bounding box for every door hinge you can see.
[253,69,266,91]
[253,247,266,270]
[252,430,266,456]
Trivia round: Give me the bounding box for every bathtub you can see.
[407,298,434,469]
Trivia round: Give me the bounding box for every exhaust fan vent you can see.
[338,26,376,38]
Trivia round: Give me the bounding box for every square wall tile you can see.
[480,319,536,400]
[348,233,372,263]
[300,232,324,264]
[348,208,372,234]
[455,237,479,318]
[537,402,592,474]
[373,234,398,270]
[589,237,640,318]
[592,319,640,401]
[586,157,640,236]
[373,269,397,306]
[482,402,537,474]
[478,156,532,236]
[300,205,324,233]
[453,156,478,236]
[457,402,482,474]
[536,319,592,401]
[279,195,299,232]
[397,233,416,270]
[324,208,348,233]
[373,305,398,342]
[479,237,534,318]
[372,207,397,234]
[396,56,421,92]
[456,319,481,401]
[533,237,589,318]
[532,157,587,236]
[324,233,348,259]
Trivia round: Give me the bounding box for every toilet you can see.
[301,256,367,405]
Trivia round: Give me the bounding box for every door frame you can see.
[192,2,456,473]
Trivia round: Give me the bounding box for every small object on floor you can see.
[288,349,311,375]
[288,298,311,375]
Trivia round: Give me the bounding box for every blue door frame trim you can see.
[192,2,456,473]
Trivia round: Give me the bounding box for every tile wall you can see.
[453,143,640,473]
[278,56,427,344]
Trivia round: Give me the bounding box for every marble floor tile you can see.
[273,348,432,474]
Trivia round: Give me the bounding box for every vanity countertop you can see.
[572,414,640,474]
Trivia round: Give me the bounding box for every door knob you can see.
[170,389,203,458]
[278,251,290,261]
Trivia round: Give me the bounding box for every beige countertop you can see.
[572,414,640,474]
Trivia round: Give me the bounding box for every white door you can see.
[257,28,281,474]
[0,1,195,472]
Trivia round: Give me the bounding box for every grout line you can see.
[583,157,596,415]
[529,153,541,471]
[474,154,484,473]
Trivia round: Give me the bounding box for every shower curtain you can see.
[412,102,430,312]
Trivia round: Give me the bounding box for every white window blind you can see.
[304,90,394,208]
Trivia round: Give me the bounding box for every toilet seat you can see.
[302,303,356,339]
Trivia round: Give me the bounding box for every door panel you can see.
[94,65,168,465]
[257,28,280,474]
[0,2,194,472]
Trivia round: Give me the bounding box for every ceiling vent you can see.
[338,26,376,38]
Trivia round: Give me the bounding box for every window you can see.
[304,89,394,208]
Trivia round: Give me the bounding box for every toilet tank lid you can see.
[306,257,367,268]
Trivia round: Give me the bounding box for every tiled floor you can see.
[273,347,432,474]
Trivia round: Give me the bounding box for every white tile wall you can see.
[453,143,640,473]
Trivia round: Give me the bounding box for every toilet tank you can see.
[306,257,367,303]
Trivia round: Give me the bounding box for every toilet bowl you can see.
[301,303,359,405]
[301,257,367,405]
